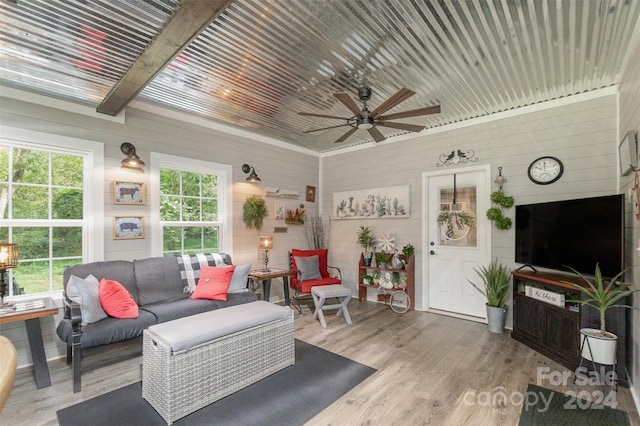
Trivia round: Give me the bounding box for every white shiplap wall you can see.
[617,24,640,409]
[322,92,618,314]
[0,96,317,368]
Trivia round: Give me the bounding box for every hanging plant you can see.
[487,168,514,230]
[242,195,268,230]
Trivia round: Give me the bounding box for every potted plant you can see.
[401,243,414,259]
[357,226,376,266]
[362,274,374,285]
[375,251,390,269]
[468,259,511,333]
[401,243,415,269]
[242,195,268,230]
[561,264,640,365]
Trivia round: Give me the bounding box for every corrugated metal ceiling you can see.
[1,0,638,152]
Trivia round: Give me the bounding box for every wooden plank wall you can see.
[322,93,618,315]
[617,28,640,405]
[0,98,317,368]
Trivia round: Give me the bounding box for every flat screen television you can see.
[515,194,624,279]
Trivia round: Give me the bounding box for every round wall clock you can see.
[528,156,564,185]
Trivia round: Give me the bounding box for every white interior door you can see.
[425,165,490,318]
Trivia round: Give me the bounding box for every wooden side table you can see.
[248,268,293,306]
[0,297,59,389]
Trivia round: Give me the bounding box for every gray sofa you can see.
[56,253,258,392]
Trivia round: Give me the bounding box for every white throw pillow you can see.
[228,263,251,293]
[294,255,322,281]
[66,274,108,325]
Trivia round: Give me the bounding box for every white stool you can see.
[311,284,352,328]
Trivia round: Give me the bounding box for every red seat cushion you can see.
[296,277,341,293]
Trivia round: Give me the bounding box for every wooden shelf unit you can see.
[511,269,630,386]
[358,253,415,311]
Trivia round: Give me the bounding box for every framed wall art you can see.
[113,216,144,240]
[333,185,410,219]
[619,130,638,177]
[306,185,316,202]
[274,203,286,220]
[265,187,299,199]
[114,181,145,205]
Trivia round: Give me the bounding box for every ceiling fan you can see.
[298,86,440,143]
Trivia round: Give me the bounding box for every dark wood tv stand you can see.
[511,269,630,386]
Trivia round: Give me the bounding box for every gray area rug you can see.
[518,383,630,425]
[57,339,375,426]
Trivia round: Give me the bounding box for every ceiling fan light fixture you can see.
[358,117,375,130]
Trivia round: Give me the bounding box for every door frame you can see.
[421,164,492,317]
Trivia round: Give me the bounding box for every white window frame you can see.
[0,125,104,297]
[150,153,232,258]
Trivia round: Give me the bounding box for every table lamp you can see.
[259,236,273,271]
[0,243,19,307]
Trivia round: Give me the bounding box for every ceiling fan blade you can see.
[334,93,363,118]
[371,88,415,117]
[368,126,386,142]
[297,112,350,120]
[377,121,425,132]
[379,105,441,121]
[334,126,359,143]
[303,123,351,134]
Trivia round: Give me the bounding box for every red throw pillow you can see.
[190,265,236,301]
[99,278,139,318]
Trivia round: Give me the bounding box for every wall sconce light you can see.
[120,143,145,170]
[242,164,261,183]
[0,243,19,307]
[259,236,273,271]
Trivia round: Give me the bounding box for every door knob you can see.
[430,250,436,255]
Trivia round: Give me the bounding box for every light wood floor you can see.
[2,300,639,425]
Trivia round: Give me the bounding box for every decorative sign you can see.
[333,185,410,219]
[436,149,479,167]
[113,181,145,205]
[113,216,144,240]
[265,187,299,199]
[525,285,565,307]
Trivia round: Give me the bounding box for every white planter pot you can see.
[580,328,617,365]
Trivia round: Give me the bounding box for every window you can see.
[151,153,231,257]
[0,126,104,296]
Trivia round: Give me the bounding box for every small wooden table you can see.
[0,297,59,389]
[248,268,293,306]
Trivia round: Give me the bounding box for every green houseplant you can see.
[375,251,390,269]
[357,226,376,266]
[242,195,268,230]
[561,264,640,365]
[468,259,511,333]
[486,190,514,231]
[402,243,415,258]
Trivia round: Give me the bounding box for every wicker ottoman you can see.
[142,301,294,425]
